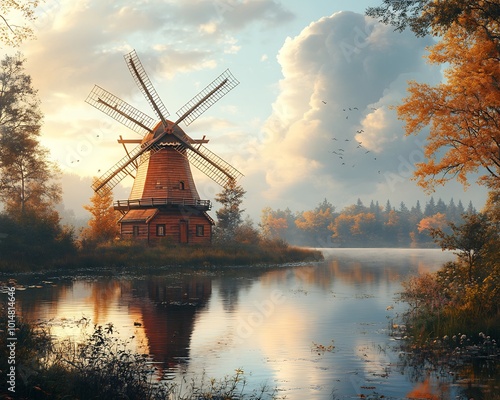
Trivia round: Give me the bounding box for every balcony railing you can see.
[114,197,211,211]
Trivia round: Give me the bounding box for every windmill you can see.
[86,50,242,244]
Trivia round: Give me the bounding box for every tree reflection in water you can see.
[398,334,500,399]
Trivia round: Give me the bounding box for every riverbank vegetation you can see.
[398,190,500,344]
[0,225,322,272]
[367,0,500,379]
[0,312,279,399]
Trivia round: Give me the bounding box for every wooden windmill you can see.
[86,50,242,244]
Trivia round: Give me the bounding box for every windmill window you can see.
[133,226,140,237]
[156,224,166,236]
[179,181,185,190]
[196,225,204,237]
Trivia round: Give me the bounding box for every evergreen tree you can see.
[399,201,409,214]
[457,200,465,215]
[447,198,458,223]
[466,201,477,215]
[435,198,447,214]
[385,199,393,213]
[214,180,246,242]
[424,197,436,216]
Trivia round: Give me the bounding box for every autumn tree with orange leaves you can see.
[369,1,500,191]
[398,23,500,190]
[81,186,120,246]
[369,0,500,346]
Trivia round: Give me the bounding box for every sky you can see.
[11,0,489,222]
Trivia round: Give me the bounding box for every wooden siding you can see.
[129,154,151,200]
[120,209,212,244]
[129,147,200,201]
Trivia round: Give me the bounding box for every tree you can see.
[0,138,61,217]
[429,213,492,282]
[214,179,246,242]
[424,197,436,216]
[417,212,448,233]
[234,216,260,244]
[366,0,500,40]
[295,199,336,246]
[0,54,60,218]
[0,53,42,142]
[1,1,42,47]
[260,207,288,240]
[368,0,500,192]
[397,23,500,191]
[81,187,120,245]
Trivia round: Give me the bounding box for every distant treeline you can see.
[260,197,477,248]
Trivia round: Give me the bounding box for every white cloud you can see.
[239,11,451,215]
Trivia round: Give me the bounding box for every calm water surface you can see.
[12,248,478,399]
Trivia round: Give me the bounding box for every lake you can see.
[10,248,491,399]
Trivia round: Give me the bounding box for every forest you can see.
[261,197,477,248]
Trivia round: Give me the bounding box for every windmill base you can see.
[117,208,214,245]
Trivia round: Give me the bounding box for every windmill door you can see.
[179,220,188,243]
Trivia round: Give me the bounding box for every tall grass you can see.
[0,238,323,272]
[72,239,323,270]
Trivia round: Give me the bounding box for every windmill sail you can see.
[185,144,243,186]
[86,85,156,137]
[89,50,242,197]
[92,141,152,195]
[124,50,170,127]
[176,69,239,126]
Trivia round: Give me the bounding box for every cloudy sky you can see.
[12,0,489,221]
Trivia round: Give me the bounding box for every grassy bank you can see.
[0,239,323,273]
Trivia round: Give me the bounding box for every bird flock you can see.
[326,103,381,175]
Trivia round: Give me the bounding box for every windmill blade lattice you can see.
[86,85,157,137]
[176,69,239,126]
[185,144,243,186]
[124,50,170,126]
[92,141,153,195]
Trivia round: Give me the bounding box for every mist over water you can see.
[14,248,474,399]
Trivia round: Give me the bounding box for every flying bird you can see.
[322,100,327,104]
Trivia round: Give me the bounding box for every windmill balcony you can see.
[114,197,212,212]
